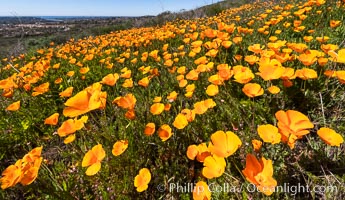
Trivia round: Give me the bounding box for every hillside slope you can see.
[1,0,345,199]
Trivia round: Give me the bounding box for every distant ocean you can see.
[38,16,122,21]
[0,16,130,22]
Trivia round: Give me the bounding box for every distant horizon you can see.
[0,15,155,17]
[0,0,223,17]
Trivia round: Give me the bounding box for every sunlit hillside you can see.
[1,0,345,199]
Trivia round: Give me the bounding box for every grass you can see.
[1,0,345,199]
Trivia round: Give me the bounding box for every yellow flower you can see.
[101,73,119,86]
[193,181,211,200]
[173,113,188,129]
[113,93,136,110]
[257,124,281,144]
[252,139,262,152]
[267,86,280,94]
[82,144,106,176]
[275,110,314,148]
[59,87,73,98]
[242,154,277,196]
[32,82,49,96]
[150,103,165,115]
[158,124,173,141]
[112,140,129,156]
[208,130,242,158]
[206,84,219,96]
[134,168,151,192]
[144,123,155,136]
[44,113,59,125]
[5,101,20,111]
[63,82,104,117]
[242,83,264,98]
[57,116,88,137]
[202,155,226,179]
[317,127,344,147]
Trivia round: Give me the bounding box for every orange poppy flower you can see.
[2,88,13,98]
[1,146,43,189]
[193,101,208,115]
[20,155,42,186]
[173,113,188,129]
[112,140,128,156]
[317,127,344,147]
[181,109,196,122]
[134,168,151,192]
[188,143,211,162]
[186,69,199,80]
[120,69,132,78]
[150,103,165,115]
[317,57,328,66]
[202,155,226,179]
[204,99,216,109]
[242,154,277,196]
[158,124,173,142]
[242,83,264,98]
[144,123,155,136]
[233,65,254,84]
[275,110,314,144]
[6,101,20,111]
[177,66,186,74]
[32,82,49,96]
[193,181,211,200]
[101,73,119,86]
[208,74,224,85]
[138,77,150,87]
[54,77,63,84]
[186,145,199,161]
[232,36,242,44]
[185,84,196,93]
[328,49,345,63]
[217,64,233,81]
[248,44,264,54]
[82,144,106,176]
[125,109,136,120]
[298,53,317,66]
[44,113,59,125]
[0,159,22,189]
[257,58,284,81]
[59,87,73,98]
[63,134,76,144]
[330,20,341,28]
[252,139,262,152]
[295,68,318,80]
[122,78,133,88]
[257,124,281,144]
[245,55,259,65]
[222,41,232,48]
[208,131,242,158]
[179,79,188,88]
[57,116,88,137]
[336,71,345,84]
[113,93,136,110]
[164,103,171,111]
[206,84,219,96]
[267,86,280,94]
[0,78,16,90]
[63,82,104,117]
[79,67,89,74]
[66,71,75,77]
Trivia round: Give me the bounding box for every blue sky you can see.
[0,0,223,16]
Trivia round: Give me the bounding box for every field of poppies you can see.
[1,0,345,199]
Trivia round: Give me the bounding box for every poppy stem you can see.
[318,92,326,126]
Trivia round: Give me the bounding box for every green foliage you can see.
[1,0,345,199]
